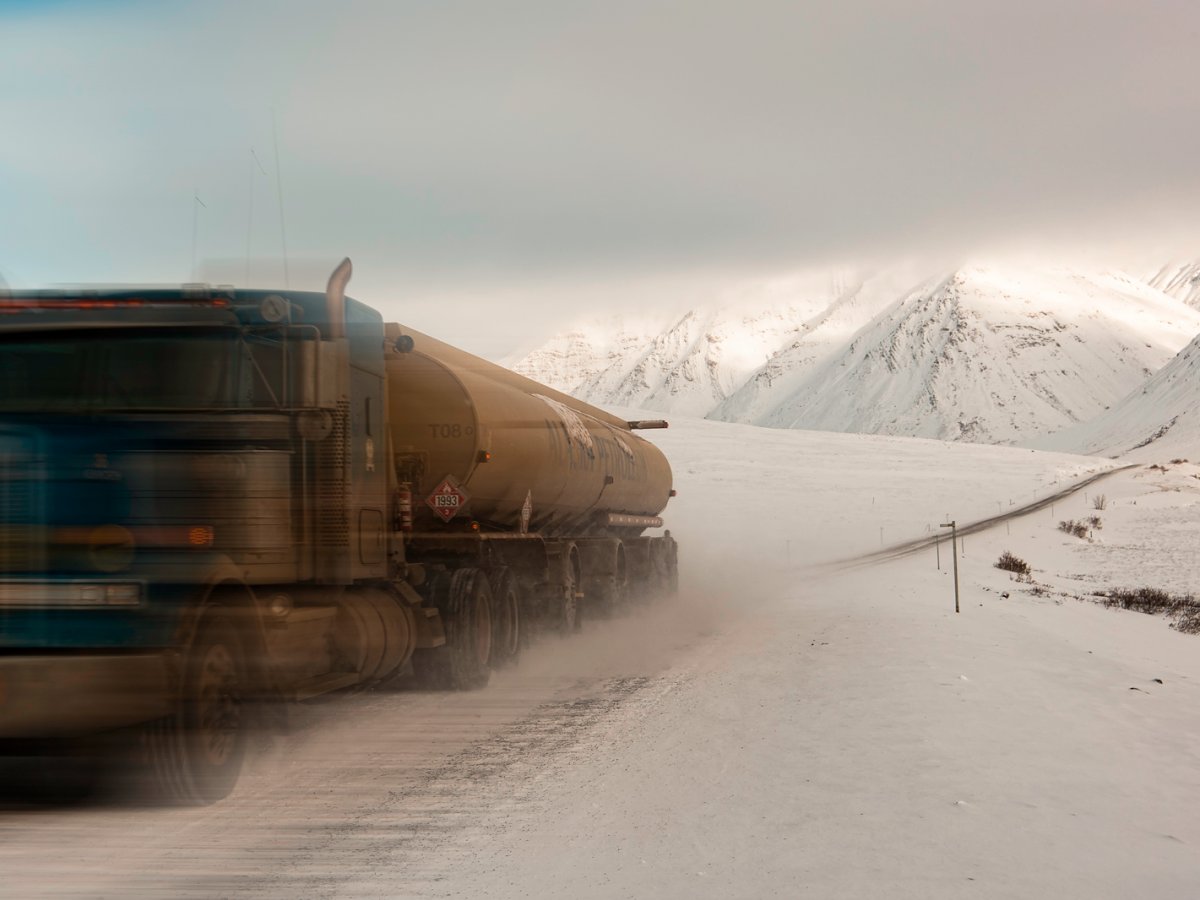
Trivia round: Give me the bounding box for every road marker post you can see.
[940,520,960,614]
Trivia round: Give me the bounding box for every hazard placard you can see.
[426,476,469,523]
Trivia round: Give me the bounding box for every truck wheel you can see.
[558,564,580,634]
[649,540,672,600]
[148,614,248,804]
[486,568,521,668]
[665,535,679,596]
[586,576,621,618]
[413,569,492,691]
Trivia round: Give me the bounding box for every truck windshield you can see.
[0,331,241,411]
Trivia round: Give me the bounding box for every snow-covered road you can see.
[4,421,1199,898]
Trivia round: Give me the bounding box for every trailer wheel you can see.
[486,568,521,668]
[559,560,581,634]
[413,569,492,690]
[586,576,621,618]
[648,539,674,600]
[148,614,248,804]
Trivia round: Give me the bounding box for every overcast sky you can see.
[3,0,1200,356]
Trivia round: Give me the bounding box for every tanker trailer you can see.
[0,258,677,802]
[384,322,679,685]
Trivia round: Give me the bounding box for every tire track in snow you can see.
[182,674,680,899]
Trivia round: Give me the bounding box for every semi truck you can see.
[0,259,677,803]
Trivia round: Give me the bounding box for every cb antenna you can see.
[271,109,290,288]
[246,148,268,288]
[191,190,207,280]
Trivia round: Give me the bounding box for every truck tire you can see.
[412,569,492,691]
[554,565,579,634]
[547,545,581,635]
[148,614,248,804]
[486,567,521,668]
[585,575,621,618]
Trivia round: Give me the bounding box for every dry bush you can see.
[1058,519,1090,539]
[1176,608,1200,634]
[1087,515,1102,530]
[1092,494,1107,511]
[995,551,1031,577]
[1100,587,1174,613]
[1097,587,1200,634]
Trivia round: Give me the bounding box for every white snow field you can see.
[3,417,1199,899]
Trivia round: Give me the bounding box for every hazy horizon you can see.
[4,0,1200,356]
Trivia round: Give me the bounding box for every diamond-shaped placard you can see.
[426,476,469,523]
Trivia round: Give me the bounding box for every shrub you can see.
[995,551,1030,577]
[1176,608,1200,635]
[1100,587,1175,613]
[1092,494,1107,511]
[1098,587,1200,634]
[1087,515,1102,530]
[1058,519,1090,539]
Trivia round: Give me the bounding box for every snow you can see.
[6,415,1200,898]
[415,419,1200,900]
[513,264,1200,447]
[1039,330,1200,460]
[631,410,1117,565]
[1147,260,1200,311]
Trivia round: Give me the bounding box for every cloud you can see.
[3,0,1200,354]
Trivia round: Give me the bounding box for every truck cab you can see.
[0,266,412,802]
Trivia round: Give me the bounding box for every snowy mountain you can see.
[1147,260,1200,310]
[513,270,872,417]
[1039,329,1200,459]
[735,267,1200,444]
[513,264,1200,446]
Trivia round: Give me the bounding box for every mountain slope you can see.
[1039,329,1200,459]
[514,270,870,417]
[1148,260,1200,310]
[741,267,1200,444]
[512,264,1200,446]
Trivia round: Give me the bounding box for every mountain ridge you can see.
[512,263,1200,450]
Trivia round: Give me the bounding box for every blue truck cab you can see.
[0,260,413,802]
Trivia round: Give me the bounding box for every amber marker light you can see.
[188,526,215,546]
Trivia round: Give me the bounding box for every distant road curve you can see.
[830,463,1139,570]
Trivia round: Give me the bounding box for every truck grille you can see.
[316,401,350,566]
[0,434,41,572]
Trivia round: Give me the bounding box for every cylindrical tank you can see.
[384,324,673,535]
